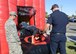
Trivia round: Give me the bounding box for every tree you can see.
[45,12,48,18]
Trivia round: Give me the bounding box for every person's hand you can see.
[18,42,21,45]
[43,33,48,37]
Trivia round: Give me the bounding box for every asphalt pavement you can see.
[66,22,76,42]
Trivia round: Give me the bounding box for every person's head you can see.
[19,22,29,29]
[9,11,17,20]
[51,4,59,12]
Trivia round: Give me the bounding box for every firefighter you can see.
[19,22,40,44]
[44,4,69,54]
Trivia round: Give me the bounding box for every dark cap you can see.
[20,22,29,28]
[51,4,59,10]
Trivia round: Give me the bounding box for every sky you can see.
[45,0,76,16]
